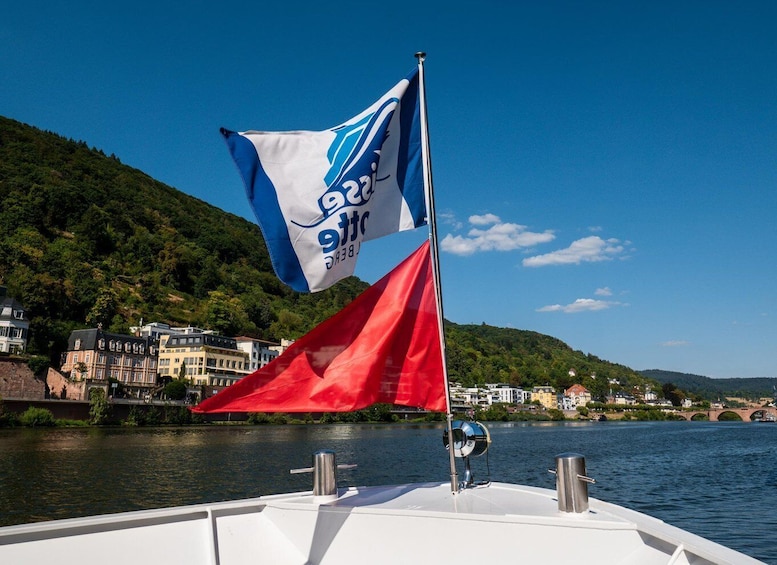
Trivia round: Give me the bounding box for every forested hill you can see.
[0,116,368,360]
[640,370,777,401]
[0,115,649,392]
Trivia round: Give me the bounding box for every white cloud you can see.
[468,213,501,226]
[595,287,613,296]
[661,340,689,347]
[522,236,627,267]
[536,298,622,314]
[438,211,463,230]
[440,216,555,256]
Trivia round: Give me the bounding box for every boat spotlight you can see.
[443,420,490,487]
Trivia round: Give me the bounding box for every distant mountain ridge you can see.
[0,115,673,392]
[640,369,777,400]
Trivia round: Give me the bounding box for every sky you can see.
[2,1,775,379]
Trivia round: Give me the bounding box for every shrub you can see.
[165,406,192,425]
[247,412,270,424]
[268,413,288,425]
[20,407,56,427]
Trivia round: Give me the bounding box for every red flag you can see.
[192,241,447,413]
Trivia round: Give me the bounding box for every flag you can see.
[222,68,426,293]
[191,241,446,414]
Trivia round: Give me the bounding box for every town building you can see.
[564,384,592,408]
[531,386,556,410]
[130,321,212,340]
[610,391,636,405]
[486,383,520,404]
[0,287,29,354]
[157,332,249,392]
[235,336,280,372]
[558,394,575,411]
[60,328,159,398]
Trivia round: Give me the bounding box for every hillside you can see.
[0,116,367,361]
[640,370,777,401]
[1,115,656,394]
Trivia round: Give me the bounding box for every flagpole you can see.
[415,52,459,495]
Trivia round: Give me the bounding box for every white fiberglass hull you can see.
[0,481,762,565]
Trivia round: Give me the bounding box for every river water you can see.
[1,421,775,563]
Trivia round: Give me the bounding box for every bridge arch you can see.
[663,407,777,422]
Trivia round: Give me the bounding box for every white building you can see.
[486,383,520,404]
[235,336,280,372]
[130,322,213,340]
[0,288,29,354]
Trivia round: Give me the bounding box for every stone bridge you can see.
[674,406,777,422]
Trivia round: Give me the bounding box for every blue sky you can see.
[3,1,775,378]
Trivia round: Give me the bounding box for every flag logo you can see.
[222,68,426,293]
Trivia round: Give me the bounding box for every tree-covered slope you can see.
[446,323,647,395]
[640,370,777,401]
[1,115,661,395]
[0,116,367,362]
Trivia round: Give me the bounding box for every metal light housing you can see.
[442,420,490,458]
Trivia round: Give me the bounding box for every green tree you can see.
[163,380,187,400]
[204,290,252,336]
[86,287,118,328]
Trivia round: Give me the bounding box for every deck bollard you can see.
[550,452,596,513]
[312,450,337,497]
[290,450,357,501]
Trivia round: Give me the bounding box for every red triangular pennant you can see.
[192,241,447,413]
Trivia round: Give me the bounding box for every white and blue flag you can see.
[222,69,426,293]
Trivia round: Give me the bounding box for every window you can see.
[74,339,82,350]
[98,339,105,349]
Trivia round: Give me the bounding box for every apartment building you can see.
[235,336,280,372]
[158,332,249,389]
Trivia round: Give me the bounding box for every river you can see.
[1,421,775,563]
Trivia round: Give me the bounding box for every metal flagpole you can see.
[415,52,459,494]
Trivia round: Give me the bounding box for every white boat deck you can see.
[0,481,763,565]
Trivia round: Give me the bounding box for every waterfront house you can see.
[611,391,636,405]
[564,384,592,408]
[60,328,159,399]
[0,287,29,354]
[531,386,556,410]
